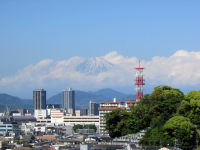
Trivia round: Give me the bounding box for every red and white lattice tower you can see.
[135,60,145,101]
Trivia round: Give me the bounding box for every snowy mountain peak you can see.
[76,57,113,75]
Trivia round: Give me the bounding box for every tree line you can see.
[73,124,97,132]
[105,85,200,150]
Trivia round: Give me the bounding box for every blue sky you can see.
[0,1,200,98]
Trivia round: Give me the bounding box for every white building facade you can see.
[98,99,125,135]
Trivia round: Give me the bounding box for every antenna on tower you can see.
[135,60,145,101]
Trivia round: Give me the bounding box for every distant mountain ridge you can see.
[90,88,127,99]
[0,88,136,112]
[0,93,32,112]
[47,88,136,109]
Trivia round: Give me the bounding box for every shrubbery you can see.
[73,124,97,132]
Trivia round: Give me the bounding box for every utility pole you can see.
[160,139,162,149]
[174,139,178,150]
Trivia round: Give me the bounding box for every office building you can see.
[75,109,88,116]
[62,88,75,114]
[50,109,99,126]
[98,98,125,135]
[33,89,47,118]
[33,89,46,110]
[89,101,99,116]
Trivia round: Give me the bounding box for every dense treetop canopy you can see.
[105,85,200,149]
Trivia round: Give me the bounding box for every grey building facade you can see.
[33,89,46,110]
[62,88,75,114]
[89,101,99,116]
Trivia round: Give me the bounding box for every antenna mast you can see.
[135,60,145,101]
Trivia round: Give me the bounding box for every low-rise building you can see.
[0,122,20,136]
[34,109,47,119]
[63,115,99,126]
[76,109,88,116]
[37,118,51,123]
[50,109,99,127]
[51,109,64,124]
[21,122,35,135]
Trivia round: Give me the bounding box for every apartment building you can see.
[98,98,125,135]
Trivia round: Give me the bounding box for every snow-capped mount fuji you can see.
[76,57,113,75]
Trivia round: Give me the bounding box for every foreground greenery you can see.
[73,124,97,132]
[105,85,200,149]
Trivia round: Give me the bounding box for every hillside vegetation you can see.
[105,85,200,150]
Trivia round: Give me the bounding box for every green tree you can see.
[178,90,200,127]
[73,124,97,132]
[105,108,130,138]
[185,90,200,101]
[73,124,83,131]
[139,115,167,146]
[137,86,185,147]
[128,102,151,133]
[148,85,184,120]
[105,85,185,139]
[84,124,97,131]
[162,116,197,149]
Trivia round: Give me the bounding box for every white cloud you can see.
[145,50,200,86]
[0,59,53,88]
[1,50,200,95]
[103,51,124,64]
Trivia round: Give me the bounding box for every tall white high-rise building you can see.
[62,88,75,114]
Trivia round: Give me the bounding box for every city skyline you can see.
[0,1,200,97]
